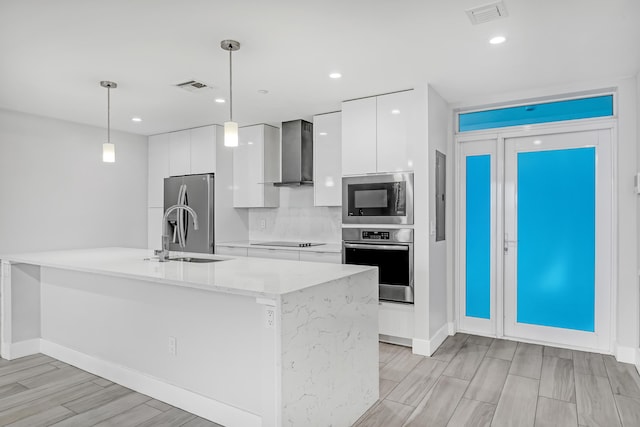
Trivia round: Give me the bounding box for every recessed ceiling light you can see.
[533,140,542,145]
[257,89,269,94]
[391,109,401,115]
[489,36,506,45]
[215,98,226,103]
[131,117,142,122]
[319,132,328,136]
[329,72,342,79]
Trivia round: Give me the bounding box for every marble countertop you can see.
[216,241,342,253]
[0,247,373,298]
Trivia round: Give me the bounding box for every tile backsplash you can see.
[248,187,341,243]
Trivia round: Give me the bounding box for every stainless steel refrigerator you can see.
[163,173,214,253]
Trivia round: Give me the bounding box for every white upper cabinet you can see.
[342,97,377,175]
[168,126,217,177]
[148,133,169,208]
[233,124,280,208]
[313,112,342,206]
[168,130,191,176]
[341,90,415,175]
[189,125,217,174]
[377,90,414,173]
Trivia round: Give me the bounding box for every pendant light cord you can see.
[229,46,233,122]
[107,86,111,143]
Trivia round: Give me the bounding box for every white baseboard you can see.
[616,344,637,364]
[636,349,640,377]
[412,323,450,356]
[448,322,455,335]
[379,334,412,347]
[40,340,261,427]
[4,338,40,360]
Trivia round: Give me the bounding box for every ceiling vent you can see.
[175,80,210,92]
[466,1,508,25]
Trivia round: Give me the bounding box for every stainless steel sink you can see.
[168,257,225,263]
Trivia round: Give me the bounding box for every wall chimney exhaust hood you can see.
[274,119,313,186]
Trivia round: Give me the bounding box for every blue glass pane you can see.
[459,95,613,132]
[517,148,595,332]
[466,155,491,319]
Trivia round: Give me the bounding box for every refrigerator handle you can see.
[177,184,187,248]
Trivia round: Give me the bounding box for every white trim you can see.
[40,340,262,427]
[448,322,455,335]
[0,260,13,360]
[615,344,637,364]
[411,322,449,356]
[378,334,412,348]
[4,338,40,360]
[636,349,640,377]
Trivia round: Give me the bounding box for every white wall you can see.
[0,109,148,254]
[637,71,640,358]
[615,77,638,357]
[427,86,451,338]
[410,85,430,352]
[248,187,341,243]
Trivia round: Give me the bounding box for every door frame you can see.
[454,117,617,353]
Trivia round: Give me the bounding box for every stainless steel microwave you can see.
[342,172,414,224]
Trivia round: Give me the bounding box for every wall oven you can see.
[342,173,414,225]
[342,228,414,304]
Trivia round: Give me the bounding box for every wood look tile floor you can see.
[0,354,221,427]
[356,334,640,427]
[1,334,639,426]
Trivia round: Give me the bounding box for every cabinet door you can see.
[247,248,300,260]
[313,112,342,206]
[342,97,377,175]
[148,133,169,207]
[377,90,414,172]
[168,130,191,176]
[147,207,164,249]
[216,246,248,257]
[299,251,342,264]
[233,126,264,207]
[262,125,281,207]
[190,125,216,174]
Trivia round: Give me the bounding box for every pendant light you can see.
[100,80,117,162]
[221,40,240,147]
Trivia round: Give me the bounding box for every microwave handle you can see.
[344,243,409,251]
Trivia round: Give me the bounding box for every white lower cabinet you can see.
[299,251,341,264]
[147,207,164,249]
[216,246,248,257]
[247,248,300,261]
[378,301,414,340]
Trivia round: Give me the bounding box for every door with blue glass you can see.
[504,130,611,351]
[459,140,497,336]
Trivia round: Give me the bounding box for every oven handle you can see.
[343,243,409,251]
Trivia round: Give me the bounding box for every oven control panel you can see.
[362,231,390,240]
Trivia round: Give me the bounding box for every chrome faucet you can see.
[155,204,199,262]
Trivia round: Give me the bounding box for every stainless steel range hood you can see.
[273,119,313,186]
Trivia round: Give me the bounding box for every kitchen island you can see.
[0,248,379,427]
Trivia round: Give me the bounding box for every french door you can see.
[458,126,612,351]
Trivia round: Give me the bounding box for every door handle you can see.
[504,236,517,253]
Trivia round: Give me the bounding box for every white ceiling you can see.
[1,0,639,136]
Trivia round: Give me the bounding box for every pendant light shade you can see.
[100,80,117,163]
[221,40,240,147]
[224,121,238,147]
[102,142,115,162]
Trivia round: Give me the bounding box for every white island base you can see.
[0,248,379,427]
